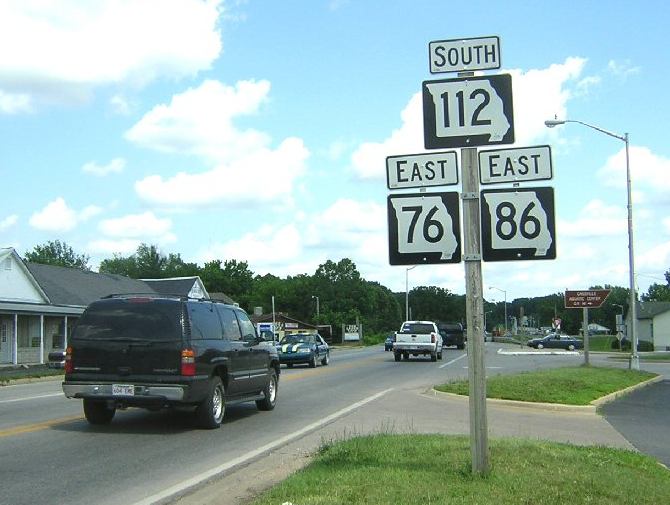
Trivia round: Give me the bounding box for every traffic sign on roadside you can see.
[387,192,461,265]
[423,74,515,149]
[429,36,500,74]
[564,289,611,308]
[386,151,458,189]
[479,145,553,185]
[480,187,556,261]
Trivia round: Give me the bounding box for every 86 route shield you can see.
[388,192,461,265]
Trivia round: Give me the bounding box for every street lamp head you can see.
[544,119,566,128]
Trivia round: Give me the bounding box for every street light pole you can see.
[545,119,639,369]
[405,265,417,321]
[489,286,507,335]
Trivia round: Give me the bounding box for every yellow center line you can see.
[0,414,82,438]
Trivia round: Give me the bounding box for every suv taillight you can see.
[64,346,73,374]
[181,349,195,376]
[431,333,436,344]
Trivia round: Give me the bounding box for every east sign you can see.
[478,145,553,185]
[386,151,458,189]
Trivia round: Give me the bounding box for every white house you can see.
[0,247,154,365]
[633,301,670,351]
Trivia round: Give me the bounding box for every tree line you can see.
[23,240,670,337]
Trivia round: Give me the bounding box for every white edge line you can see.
[132,387,394,505]
[0,392,63,404]
[439,353,468,369]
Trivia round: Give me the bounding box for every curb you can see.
[429,389,597,413]
[430,374,664,413]
[590,375,664,407]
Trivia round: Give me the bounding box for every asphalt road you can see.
[0,344,667,505]
[601,378,670,467]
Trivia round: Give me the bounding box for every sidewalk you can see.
[169,386,635,505]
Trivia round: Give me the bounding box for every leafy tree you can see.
[99,243,198,280]
[24,240,90,270]
[200,259,254,307]
[642,269,670,302]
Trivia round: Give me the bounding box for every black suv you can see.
[437,322,465,350]
[62,295,280,429]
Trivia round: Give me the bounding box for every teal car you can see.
[276,333,330,368]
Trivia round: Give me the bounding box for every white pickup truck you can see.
[393,320,443,362]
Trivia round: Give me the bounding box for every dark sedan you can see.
[527,333,583,351]
[277,332,330,368]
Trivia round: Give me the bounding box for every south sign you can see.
[386,151,458,189]
[479,145,552,185]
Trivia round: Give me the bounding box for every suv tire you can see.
[256,370,278,411]
[197,376,225,429]
[83,399,115,425]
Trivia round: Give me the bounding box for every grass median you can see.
[251,435,670,505]
[434,366,657,405]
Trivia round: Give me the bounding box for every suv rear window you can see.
[399,323,435,334]
[73,299,183,342]
[439,323,462,332]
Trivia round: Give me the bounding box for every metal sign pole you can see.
[462,147,489,474]
[583,307,590,366]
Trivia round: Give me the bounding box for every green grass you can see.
[434,366,657,405]
[251,435,670,505]
[608,353,670,362]
[0,366,63,384]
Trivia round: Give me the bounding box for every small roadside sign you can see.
[479,145,553,185]
[387,192,461,265]
[386,151,458,189]
[480,187,556,261]
[423,74,514,149]
[429,36,500,74]
[564,290,611,309]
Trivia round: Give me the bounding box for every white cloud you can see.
[98,211,174,240]
[29,197,82,231]
[0,214,18,231]
[608,60,641,80]
[349,57,589,181]
[125,79,272,163]
[0,89,31,114]
[598,145,670,191]
[128,79,310,207]
[558,199,626,238]
[29,199,102,231]
[87,239,142,255]
[82,158,126,176]
[0,0,223,111]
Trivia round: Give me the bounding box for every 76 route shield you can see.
[388,192,461,265]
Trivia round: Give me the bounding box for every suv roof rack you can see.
[103,293,201,301]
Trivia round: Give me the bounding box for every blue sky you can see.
[1,0,669,303]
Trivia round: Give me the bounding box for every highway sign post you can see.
[422,74,514,149]
[387,192,461,265]
[480,187,556,261]
[564,289,611,365]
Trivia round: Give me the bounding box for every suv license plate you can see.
[112,384,134,396]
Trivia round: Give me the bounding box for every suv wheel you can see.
[197,376,225,429]
[83,399,115,425]
[256,370,278,411]
[394,352,401,362]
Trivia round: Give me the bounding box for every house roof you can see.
[637,301,670,319]
[143,277,199,297]
[25,262,156,306]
